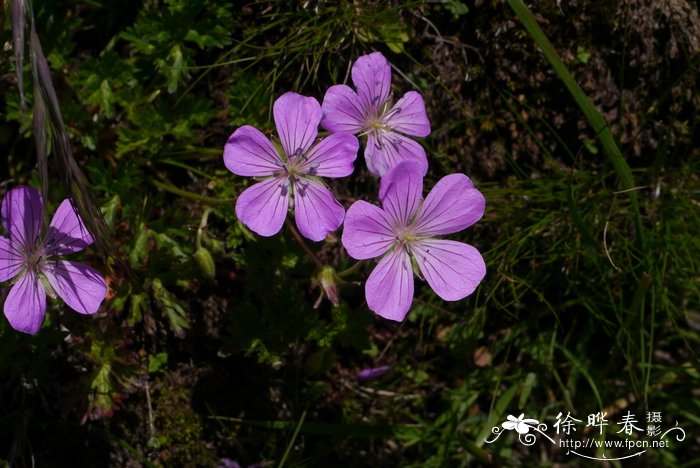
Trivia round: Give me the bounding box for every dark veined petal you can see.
[300,132,358,178]
[342,200,396,260]
[0,236,24,281]
[43,260,106,314]
[3,269,46,335]
[351,52,392,115]
[364,131,428,177]
[273,92,322,158]
[413,173,485,237]
[365,247,414,322]
[378,161,424,227]
[411,239,486,301]
[235,177,289,237]
[1,185,43,252]
[223,125,282,177]
[382,91,431,137]
[293,179,345,242]
[320,85,366,134]
[44,198,94,255]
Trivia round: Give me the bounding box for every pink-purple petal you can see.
[273,92,322,157]
[356,364,392,380]
[43,260,106,315]
[0,236,24,281]
[44,199,94,256]
[365,131,428,177]
[413,173,485,237]
[351,52,391,114]
[342,201,396,260]
[320,85,366,134]
[223,125,282,177]
[383,91,431,137]
[365,247,414,321]
[293,179,345,242]
[235,177,289,237]
[3,269,46,335]
[411,239,486,301]
[1,185,43,252]
[378,161,424,227]
[300,132,358,178]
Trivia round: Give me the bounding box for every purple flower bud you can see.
[357,365,392,380]
[312,265,340,308]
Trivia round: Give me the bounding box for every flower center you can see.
[277,146,320,181]
[370,120,385,131]
[276,147,305,179]
[26,247,47,273]
[395,227,415,244]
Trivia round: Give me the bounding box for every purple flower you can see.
[342,162,486,321]
[356,364,392,380]
[0,186,107,334]
[321,52,431,177]
[224,92,359,241]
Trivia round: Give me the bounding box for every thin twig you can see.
[603,220,620,271]
[285,219,322,267]
[613,185,650,194]
[145,379,155,444]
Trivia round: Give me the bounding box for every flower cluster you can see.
[225,52,487,321]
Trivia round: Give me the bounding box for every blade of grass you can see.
[554,343,603,410]
[506,0,644,244]
[11,0,25,110]
[28,4,114,260]
[278,408,306,468]
[475,383,518,448]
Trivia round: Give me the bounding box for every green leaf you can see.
[148,352,168,374]
[443,0,469,18]
[576,45,591,64]
[151,278,190,337]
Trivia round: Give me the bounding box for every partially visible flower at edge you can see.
[0,186,107,334]
[224,92,359,241]
[321,51,431,177]
[342,162,486,321]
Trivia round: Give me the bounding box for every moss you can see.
[150,374,218,467]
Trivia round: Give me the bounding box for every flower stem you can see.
[195,208,211,250]
[337,260,364,278]
[151,180,235,206]
[285,219,322,267]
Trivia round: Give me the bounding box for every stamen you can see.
[292,147,304,163]
[296,178,309,197]
[384,106,401,119]
[306,163,320,176]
